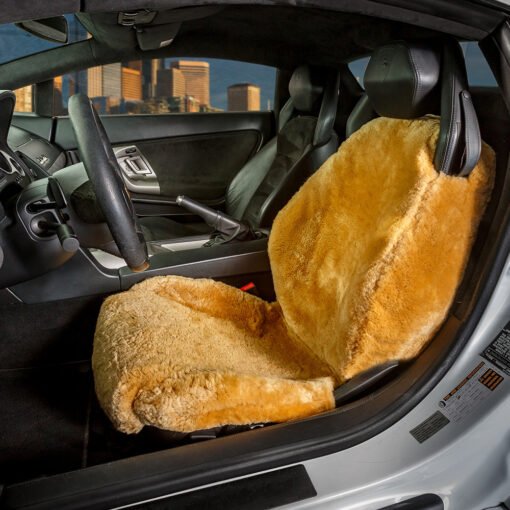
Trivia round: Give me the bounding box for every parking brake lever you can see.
[176,195,255,242]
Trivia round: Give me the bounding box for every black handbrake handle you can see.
[176,195,253,241]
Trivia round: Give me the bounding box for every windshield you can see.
[0,14,88,65]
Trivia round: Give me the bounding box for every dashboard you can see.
[0,148,32,190]
[8,124,67,178]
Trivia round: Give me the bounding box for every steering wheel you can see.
[68,94,149,272]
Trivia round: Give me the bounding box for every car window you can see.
[348,57,370,87]
[15,58,276,115]
[14,86,34,114]
[462,41,497,87]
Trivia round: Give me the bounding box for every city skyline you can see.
[14,57,273,114]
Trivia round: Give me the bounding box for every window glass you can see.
[348,57,370,87]
[20,58,275,115]
[462,42,497,87]
[0,15,88,65]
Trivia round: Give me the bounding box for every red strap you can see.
[240,282,256,292]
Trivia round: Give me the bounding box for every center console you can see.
[8,235,272,303]
[90,234,213,269]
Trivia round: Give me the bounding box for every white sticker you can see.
[438,361,504,422]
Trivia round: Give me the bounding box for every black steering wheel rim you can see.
[68,94,149,272]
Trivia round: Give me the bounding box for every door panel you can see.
[53,111,274,211]
[11,111,274,217]
[134,129,262,200]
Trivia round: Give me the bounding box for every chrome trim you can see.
[114,145,160,195]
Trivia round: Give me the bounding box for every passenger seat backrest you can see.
[269,40,494,382]
[226,65,341,227]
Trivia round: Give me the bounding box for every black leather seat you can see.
[140,65,341,241]
[345,39,481,176]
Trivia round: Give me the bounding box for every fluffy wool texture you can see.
[93,116,495,434]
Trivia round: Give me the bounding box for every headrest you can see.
[347,39,481,176]
[288,66,324,113]
[364,41,441,119]
[279,65,340,148]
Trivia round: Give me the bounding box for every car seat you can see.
[93,39,495,434]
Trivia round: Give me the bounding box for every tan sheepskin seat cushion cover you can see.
[93,116,495,434]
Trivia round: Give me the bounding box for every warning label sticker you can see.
[482,321,510,375]
[437,361,500,423]
[410,357,505,443]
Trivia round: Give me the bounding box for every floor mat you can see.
[0,361,188,485]
[0,363,91,484]
[0,295,190,485]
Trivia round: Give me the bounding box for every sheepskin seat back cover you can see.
[93,116,495,434]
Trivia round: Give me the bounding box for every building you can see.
[87,66,103,97]
[88,63,122,99]
[167,95,201,113]
[170,60,210,107]
[123,60,142,72]
[200,105,224,113]
[87,63,122,112]
[37,57,212,115]
[143,59,163,98]
[156,67,186,98]
[121,59,164,99]
[14,86,33,113]
[227,83,261,111]
[154,60,211,113]
[122,66,142,101]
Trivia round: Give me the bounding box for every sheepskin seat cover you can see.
[93,116,495,434]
